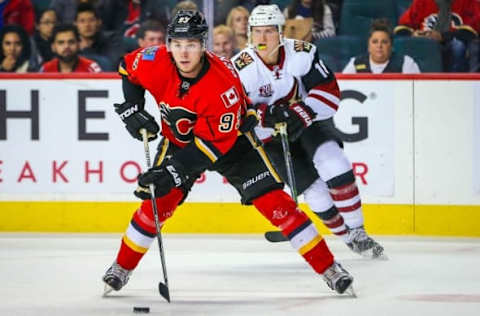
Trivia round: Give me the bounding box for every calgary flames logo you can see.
[159,102,197,144]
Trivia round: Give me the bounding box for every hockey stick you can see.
[264,122,297,243]
[141,129,171,303]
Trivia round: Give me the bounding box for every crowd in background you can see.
[1,0,480,73]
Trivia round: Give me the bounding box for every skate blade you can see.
[360,247,388,260]
[103,284,114,297]
[374,253,389,260]
[344,285,357,298]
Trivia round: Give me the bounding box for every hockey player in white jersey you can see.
[232,4,385,258]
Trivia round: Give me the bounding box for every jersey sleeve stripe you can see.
[309,88,340,104]
[307,93,339,111]
[154,139,170,167]
[118,64,129,76]
[194,137,220,163]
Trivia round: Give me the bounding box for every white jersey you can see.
[232,38,340,141]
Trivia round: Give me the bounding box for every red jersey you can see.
[3,0,35,35]
[120,45,248,157]
[398,0,480,33]
[40,56,102,73]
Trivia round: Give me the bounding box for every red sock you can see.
[116,188,184,270]
[253,189,334,274]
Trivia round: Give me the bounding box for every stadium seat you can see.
[339,0,398,40]
[32,0,52,15]
[81,53,115,72]
[395,0,413,18]
[123,36,140,54]
[393,37,443,72]
[314,35,366,72]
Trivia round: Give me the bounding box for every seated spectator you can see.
[213,24,236,59]
[343,19,421,74]
[136,19,165,48]
[284,0,335,41]
[74,2,123,70]
[49,0,100,24]
[394,0,480,72]
[226,6,249,50]
[0,25,32,72]
[1,0,35,35]
[30,9,58,71]
[40,24,102,72]
[326,0,343,28]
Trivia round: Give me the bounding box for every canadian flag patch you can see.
[221,87,239,108]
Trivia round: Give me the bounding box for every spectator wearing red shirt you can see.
[40,24,101,73]
[1,0,36,35]
[394,0,480,72]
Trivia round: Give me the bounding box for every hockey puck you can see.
[133,306,150,313]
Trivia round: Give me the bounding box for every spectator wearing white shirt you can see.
[343,18,420,74]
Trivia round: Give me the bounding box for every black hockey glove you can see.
[134,159,189,200]
[284,101,316,141]
[255,103,288,128]
[114,99,159,141]
[239,108,259,133]
[256,102,316,141]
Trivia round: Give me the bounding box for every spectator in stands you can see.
[226,6,249,50]
[40,24,102,72]
[137,19,165,48]
[325,0,343,28]
[74,2,123,70]
[394,0,480,72]
[1,0,36,35]
[0,25,32,72]
[171,0,198,19]
[30,9,58,71]
[284,0,335,41]
[49,0,101,24]
[343,18,421,73]
[213,24,236,59]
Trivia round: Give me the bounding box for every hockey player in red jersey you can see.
[102,10,354,296]
[232,5,385,258]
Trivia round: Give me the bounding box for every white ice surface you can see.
[1,234,479,316]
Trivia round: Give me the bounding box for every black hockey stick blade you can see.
[264,231,288,242]
[159,282,171,303]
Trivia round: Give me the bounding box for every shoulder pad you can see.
[233,52,254,71]
[293,40,314,53]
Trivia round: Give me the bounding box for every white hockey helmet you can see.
[247,4,285,47]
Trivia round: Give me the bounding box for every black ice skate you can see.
[322,261,355,296]
[102,262,132,296]
[346,226,386,259]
